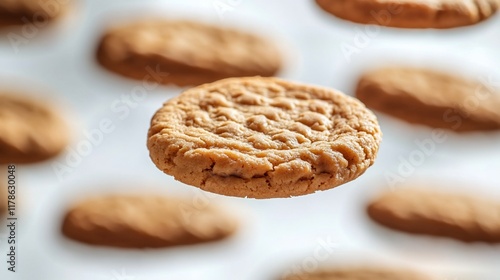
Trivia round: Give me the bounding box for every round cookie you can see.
[281,267,431,280]
[0,0,69,27]
[148,77,382,199]
[0,94,69,164]
[97,20,282,86]
[315,0,500,29]
[367,188,500,243]
[61,194,238,248]
[356,67,500,132]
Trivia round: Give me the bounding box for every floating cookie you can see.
[356,67,500,132]
[315,0,500,29]
[0,0,69,27]
[148,77,381,199]
[96,20,282,86]
[367,188,500,243]
[281,267,431,280]
[0,94,69,164]
[62,194,238,248]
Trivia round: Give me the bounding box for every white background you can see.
[1,0,500,279]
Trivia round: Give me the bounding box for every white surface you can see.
[1,0,500,279]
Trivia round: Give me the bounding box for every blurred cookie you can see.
[282,267,431,280]
[0,94,69,164]
[148,77,381,199]
[356,67,500,132]
[367,188,500,243]
[0,181,6,217]
[0,0,69,27]
[62,194,238,248]
[315,0,500,29]
[97,20,282,86]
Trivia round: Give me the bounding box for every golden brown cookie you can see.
[315,0,500,29]
[355,67,500,132]
[96,20,282,86]
[0,0,68,27]
[148,77,382,199]
[0,94,69,164]
[61,194,238,248]
[367,188,500,243]
[282,267,431,280]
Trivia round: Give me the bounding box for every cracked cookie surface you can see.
[356,67,500,132]
[367,188,500,242]
[315,0,500,29]
[281,267,431,280]
[0,94,69,164]
[148,77,381,199]
[97,20,281,86]
[62,194,238,248]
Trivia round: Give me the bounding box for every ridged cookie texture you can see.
[148,77,382,199]
[315,0,500,29]
[367,188,500,243]
[62,194,238,248]
[97,20,282,86]
[356,67,500,132]
[281,267,431,280]
[0,94,69,164]
[0,0,68,27]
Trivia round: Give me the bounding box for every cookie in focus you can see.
[148,77,382,199]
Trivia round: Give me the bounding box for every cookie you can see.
[0,181,6,217]
[355,67,500,132]
[148,77,382,199]
[62,194,238,248]
[367,188,500,243]
[0,94,69,164]
[0,0,68,27]
[281,267,431,280]
[315,0,500,29]
[96,20,282,86]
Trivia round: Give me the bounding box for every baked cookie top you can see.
[97,20,281,85]
[0,94,69,164]
[281,267,431,280]
[356,67,500,131]
[62,194,238,248]
[367,188,500,242]
[148,77,381,199]
[315,0,500,29]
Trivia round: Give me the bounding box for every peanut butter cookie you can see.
[148,77,381,199]
[315,0,500,29]
[62,194,238,248]
[0,181,6,217]
[281,267,431,280]
[0,94,69,164]
[97,20,282,86]
[356,67,500,132]
[367,188,500,243]
[0,0,69,27]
